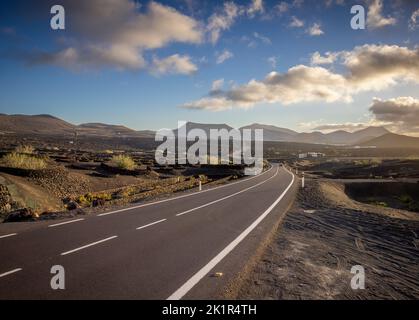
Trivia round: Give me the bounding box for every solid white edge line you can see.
[0,233,17,239]
[97,166,273,217]
[175,167,279,217]
[136,218,167,230]
[0,268,22,278]
[48,218,85,228]
[167,165,294,300]
[61,235,118,256]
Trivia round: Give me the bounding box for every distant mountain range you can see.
[177,122,397,147]
[240,123,298,141]
[0,114,155,138]
[1,114,418,148]
[358,133,419,149]
[174,122,233,137]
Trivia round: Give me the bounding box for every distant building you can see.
[298,152,325,159]
[308,152,325,158]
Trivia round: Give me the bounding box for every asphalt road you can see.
[0,163,295,299]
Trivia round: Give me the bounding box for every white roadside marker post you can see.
[302,172,305,189]
[199,180,202,191]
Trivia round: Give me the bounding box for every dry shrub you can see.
[15,145,35,154]
[1,152,46,170]
[110,155,137,170]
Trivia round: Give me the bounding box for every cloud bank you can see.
[367,0,397,29]
[369,96,419,134]
[150,54,197,76]
[182,44,419,111]
[311,96,419,136]
[26,0,204,73]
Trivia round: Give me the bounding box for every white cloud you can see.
[247,0,264,17]
[253,32,272,44]
[310,51,338,65]
[312,122,370,132]
[241,32,271,48]
[206,1,269,44]
[183,96,236,111]
[206,2,240,44]
[27,1,203,71]
[292,0,304,8]
[198,56,208,64]
[307,23,324,36]
[275,2,289,14]
[33,45,147,70]
[181,44,419,111]
[409,9,419,30]
[367,0,396,29]
[268,56,278,69]
[183,65,351,111]
[290,16,305,28]
[311,96,419,136]
[216,50,234,64]
[211,78,225,91]
[150,54,197,75]
[342,44,419,91]
[241,35,257,48]
[274,0,305,17]
[369,96,419,134]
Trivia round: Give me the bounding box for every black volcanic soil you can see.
[345,182,419,213]
[235,179,419,299]
[299,159,419,179]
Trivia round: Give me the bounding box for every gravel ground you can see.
[236,179,419,300]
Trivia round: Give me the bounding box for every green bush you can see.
[398,194,412,204]
[75,194,91,206]
[354,159,382,166]
[375,201,388,207]
[1,152,46,170]
[110,155,137,170]
[76,192,112,206]
[95,193,113,201]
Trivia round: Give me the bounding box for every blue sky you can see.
[0,0,418,134]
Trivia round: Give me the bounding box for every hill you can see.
[291,126,389,145]
[0,114,75,135]
[1,114,416,148]
[240,123,297,141]
[174,122,234,138]
[360,133,419,149]
[77,123,154,138]
[0,114,155,138]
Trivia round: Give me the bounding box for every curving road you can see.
[0,163,296,299]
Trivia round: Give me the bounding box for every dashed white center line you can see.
[175,167,279,217]
[97,166,273,217]
[167,166,295,300]
[0,268,22,278]
[61,236,118,256]
[136,219,167,230]
[48,218,85,228]
[0,233,17,239]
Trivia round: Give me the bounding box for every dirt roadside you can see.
[234,179,419,299]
